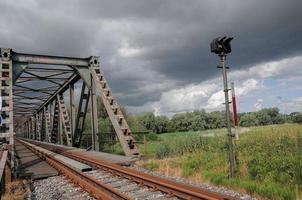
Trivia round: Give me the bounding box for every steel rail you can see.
[16,139,133,200]
[24,139,236,200]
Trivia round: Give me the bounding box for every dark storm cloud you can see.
[0,0,301,107]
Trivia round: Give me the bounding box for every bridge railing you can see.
[0,150,12,197]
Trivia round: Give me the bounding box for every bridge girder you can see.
[1,48,140,157]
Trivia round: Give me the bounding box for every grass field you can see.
[137,124,302,200]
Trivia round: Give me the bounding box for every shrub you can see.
[156,144,171,158]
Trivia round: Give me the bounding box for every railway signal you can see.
[210,36,237,178]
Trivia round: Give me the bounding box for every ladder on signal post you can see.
[89,58,139,157]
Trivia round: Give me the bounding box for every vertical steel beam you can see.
[57,94,72,146]
[69,84,76,145]
[25,121,27,138]
[90,75,99,151]
[34,117,36,140]
[73,82,90,147]
[32,116,36,140]
[26,121,29,138]
[36,113,38,140]
[29,120,31,138]
[44,107,51,142]
[51,98,59,144]
[23,122,25,138]
[35,112,41,141]
[49,101,52,127]
[58,97,63,145]
[30,117,34,139]
[40,110,45,141]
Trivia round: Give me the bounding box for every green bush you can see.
[156,144,171,158]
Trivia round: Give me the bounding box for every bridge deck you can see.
[25,139,138,166]
[14,140,58,180]
[68,149,138,166]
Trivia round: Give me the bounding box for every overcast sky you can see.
[1,0,302,116]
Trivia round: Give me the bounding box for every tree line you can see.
[125,108,302,133]
[93,98,302,133]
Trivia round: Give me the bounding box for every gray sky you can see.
[1,0,302,115]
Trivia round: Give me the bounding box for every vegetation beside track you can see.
[80,105,302,199]
[138,124,302,200]
[2,180,29,200]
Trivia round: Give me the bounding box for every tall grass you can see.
[140,124,302,200]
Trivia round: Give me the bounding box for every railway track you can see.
[17,138,236,200]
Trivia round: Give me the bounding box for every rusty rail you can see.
[17,139,132,200]
[0,150,12,197]
[22,139,236,200]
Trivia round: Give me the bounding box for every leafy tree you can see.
[191,113,207,131]
[127,115,148,132]
[264,107,279,119]
[205,111,226,129]
[239,113,259,127]
[170,113,191,132]
[292,113,302,124]
[154,116,170,133]
[256,111,272,125]
[137,112,156,131]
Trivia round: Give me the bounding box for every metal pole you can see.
[231,82,239,140]
[35,113,38,140]
[220,54,236,178]
[57,96,63,145]
[27,121,30,138]
[70,84,76,146]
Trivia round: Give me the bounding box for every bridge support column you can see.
[90,75,99,151]
[26,121,30,138]
[44,107,51,143]
[69,84,76,146]
[35,112,41,141]
[73,82,90,148]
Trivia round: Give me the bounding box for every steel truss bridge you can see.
[0,47,139,157]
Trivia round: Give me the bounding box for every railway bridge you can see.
[0,47,139,157]
[0,48,236,200]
